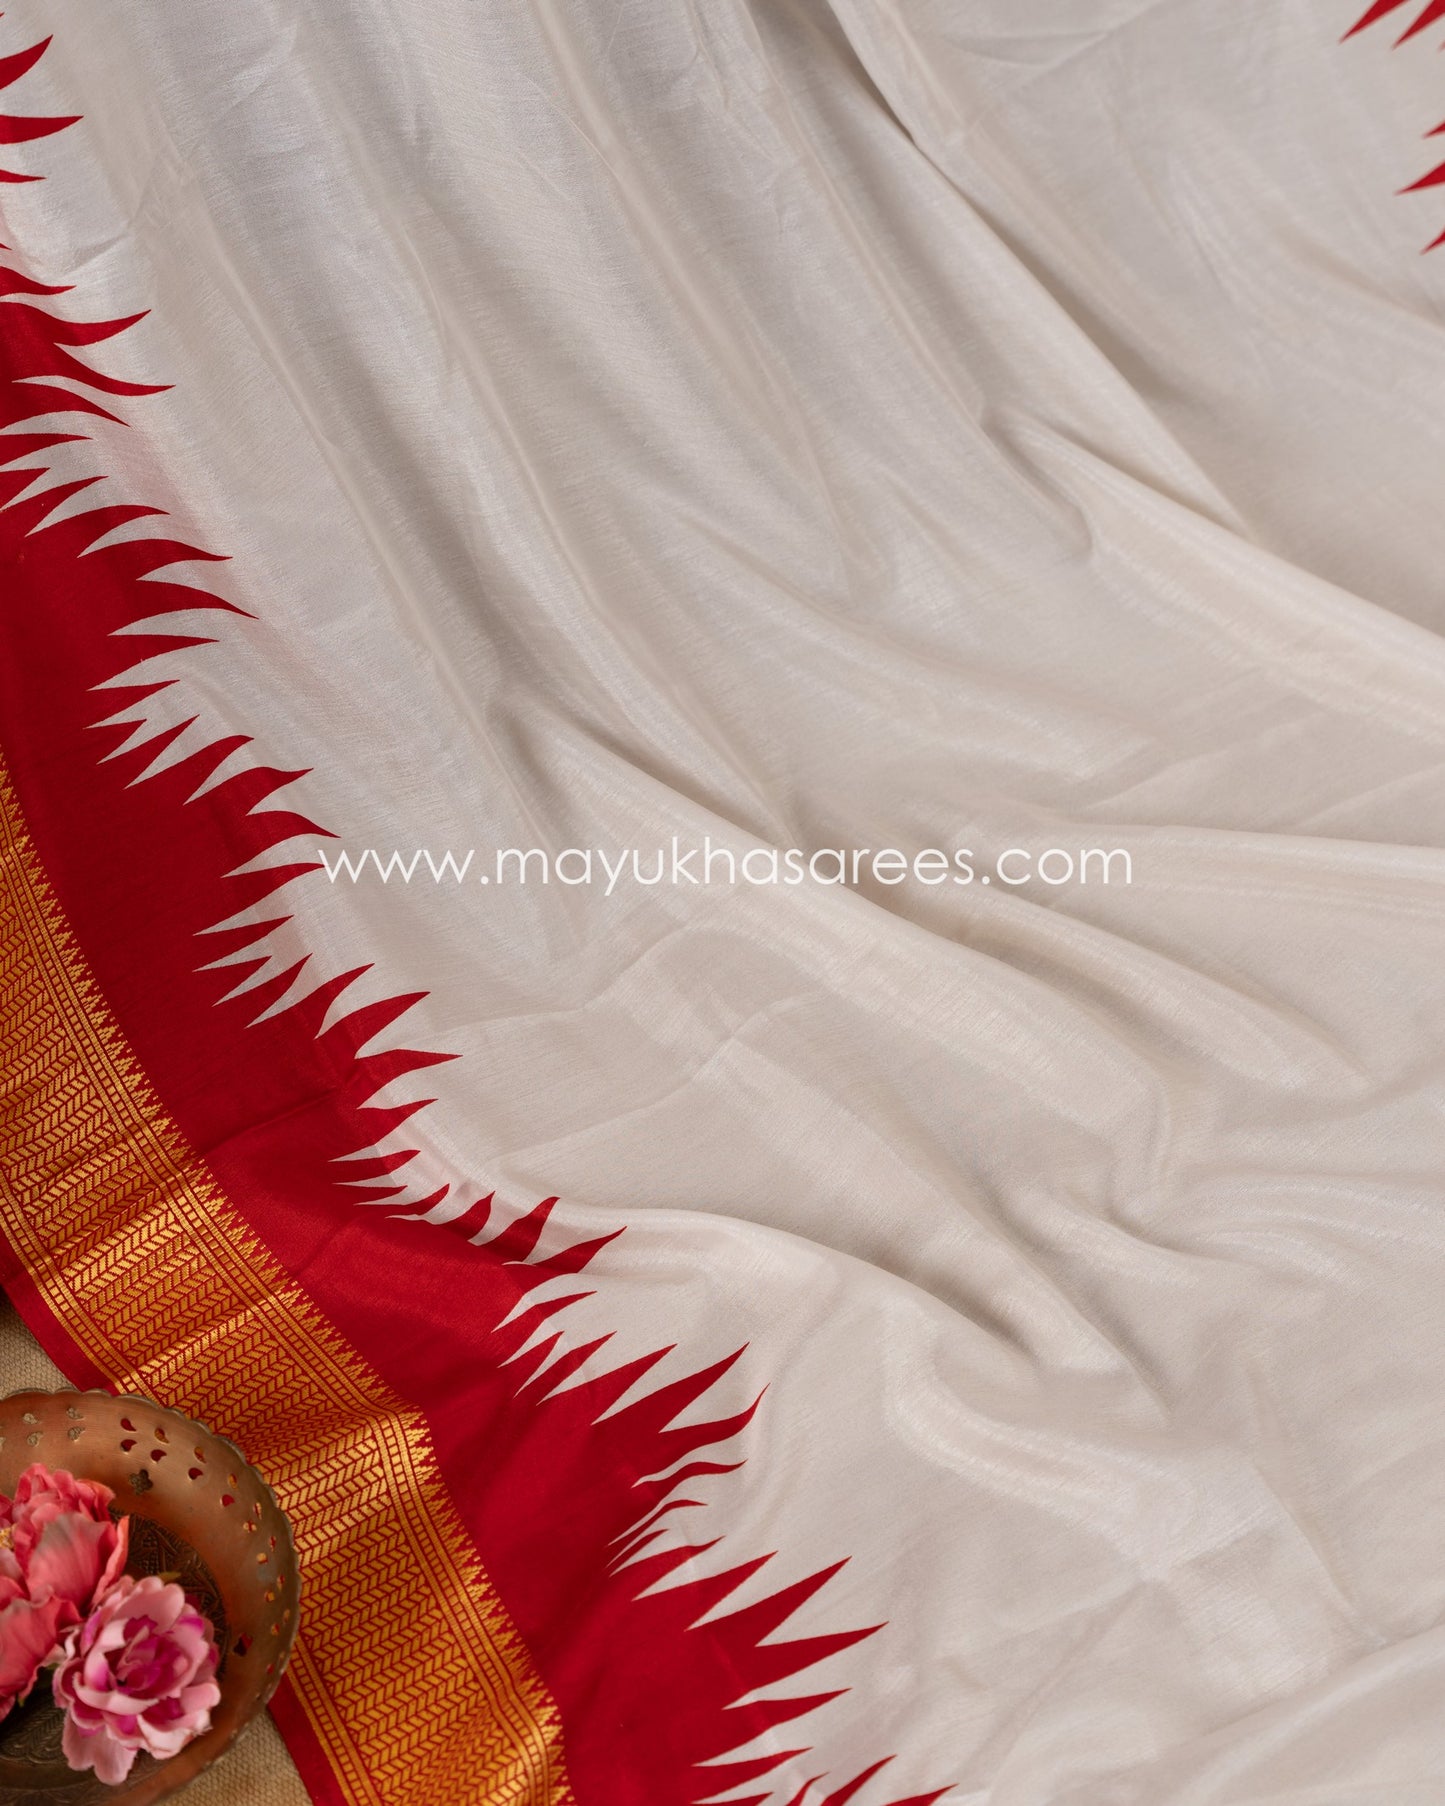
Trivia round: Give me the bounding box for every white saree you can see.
[3,2,1445,1802]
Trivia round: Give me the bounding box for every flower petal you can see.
[24,1512,120,1610]
[0,1593,70,1699]
[61,1708,138,1785]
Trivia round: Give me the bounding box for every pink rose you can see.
[52,1576,220,1786]
[0,1465,129,1721]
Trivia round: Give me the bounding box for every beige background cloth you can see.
[0,1303,305,1806]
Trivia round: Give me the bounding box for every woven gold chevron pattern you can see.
[0,750,573,1806]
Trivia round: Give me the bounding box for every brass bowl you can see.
[0,1391,299,1802]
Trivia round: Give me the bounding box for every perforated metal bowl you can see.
[0,1391,299,1802]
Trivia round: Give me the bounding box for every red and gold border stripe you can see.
[0,745,573,1806]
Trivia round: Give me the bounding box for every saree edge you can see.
[0,746,574,1806]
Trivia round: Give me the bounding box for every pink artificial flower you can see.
[52,1576,220,1786]
[0,1464,129,1722]
[9,1464,129,1615]
[0,1576,71,1721]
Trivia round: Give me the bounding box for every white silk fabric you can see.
[11,0,1445,1799]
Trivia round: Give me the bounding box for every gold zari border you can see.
[0,750,572,1806]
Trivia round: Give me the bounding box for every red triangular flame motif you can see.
[0,24,948,1806]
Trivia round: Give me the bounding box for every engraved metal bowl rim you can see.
[1,1384,303,1616]
[0,1388,302,1803]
